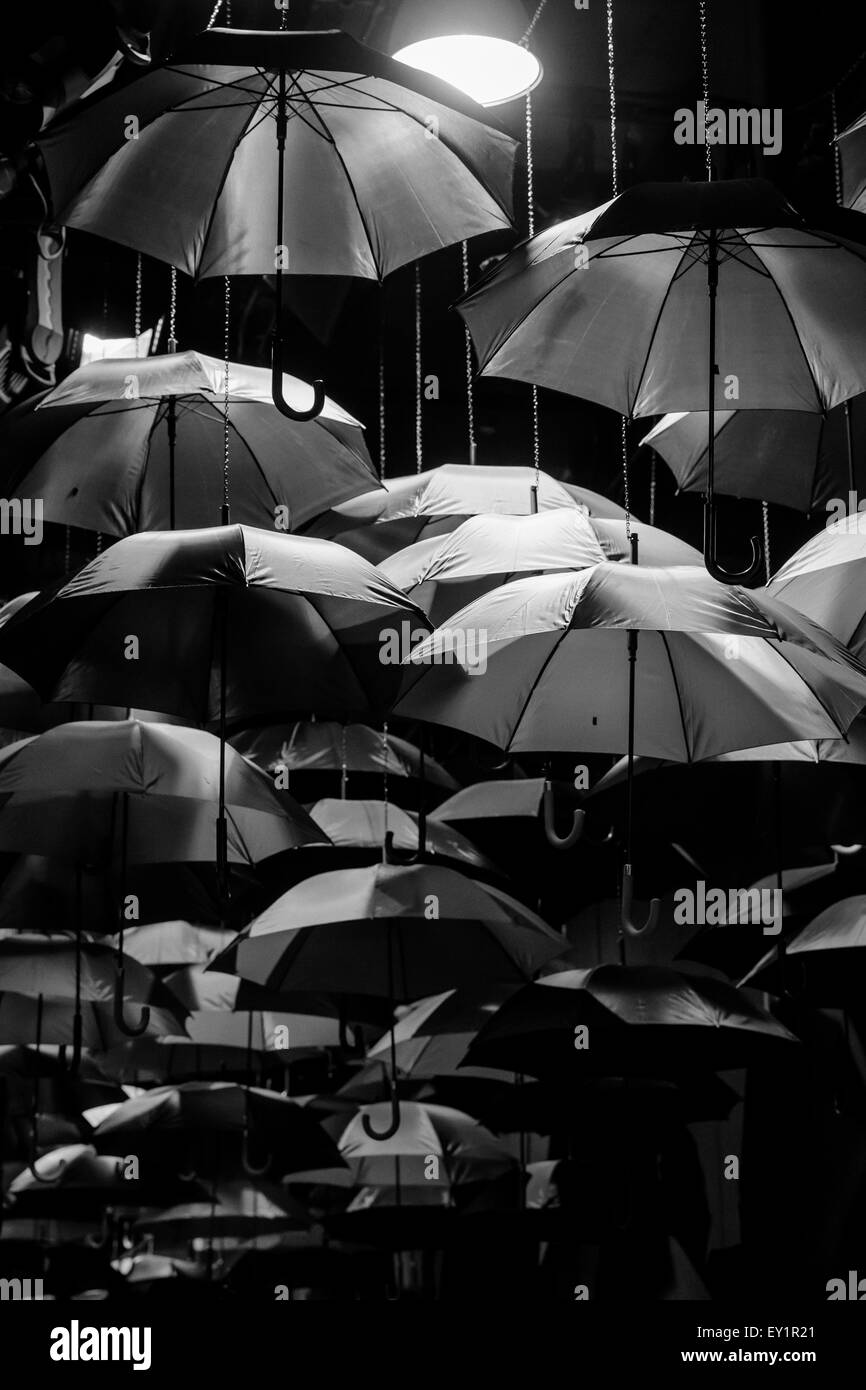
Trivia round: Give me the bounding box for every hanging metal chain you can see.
[223,275,231,523]
[206,0,224,29]
[607,0,630,537]
[279,1,288,32]
[378,288,387,480]
[168,266,178,352]
[64,525,71,575]
[649,454,657,527]
[414,262,423,473]
[381,720,390,857]
[461,241,477,465]
[606,0,618,198]
[831,90,843,205]
[699,0,712,178]
[621,417,632,540]
[525,92,536,237]
[762,501,771,583]
[520,0,549,47]
[526,93,541,494]
[134,253,143,357]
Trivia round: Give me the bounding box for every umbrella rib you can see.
[135,400,167,525]
[189,401,282,511]
[658,632,692,762]
[628,235,695,417]
[469,260,579,377]
[302,595,379,712]
[303,102,384,281]
[159,66,273,107]
[195,94,264,279]
[765,640,850,739]
[747,246,826,413]
[505,624,574,754]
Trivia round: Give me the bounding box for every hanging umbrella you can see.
[36,25,517,420]
[89,1081,344,1180]
[213,863,563,1003]
[0,720,324,865]
[397,563,866,935]
[0,857,261,937]
[110,922,235,974]
[396,566,866,757]
[0,351,380,536]
[767,512,866,662]
[641,397,866,513]
[306,465,628,564]
[431,777,596,872]
[7,1143,206,1216]
[306,799,494,875]
[838,110,866,213]
[324,1100,517,1192]
[0,527,429,727]
[740,896,866,1004]
[463,965,798,1080]
[161,963,388,1033]
[132,1180,309,1245]
[0,593,175,744]
[213,860,563,1139]
[378,509,700,624]
[589,722,866,864]
[230,720,458,810]
[457,179,866,579]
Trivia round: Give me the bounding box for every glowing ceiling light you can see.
[389,0,543,108]
[81,330,152,364]
[394,34,541,107]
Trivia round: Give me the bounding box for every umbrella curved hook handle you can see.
[271,352,326,422]
[703,502,762,584]
[26,1160,55,1184]
[26,1137,55,1185]
[241,1127,272,1178]
[113,972,151,1037]
[542,782,585,850]
[620,864,661,938]
[361,1092,401,1142]
[585,826,615,847]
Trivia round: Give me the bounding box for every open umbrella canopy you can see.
[230,720,458,808]
[306,798,492,873]
[213,862,564,1000]
[641,398,866,513]
[110,922,235,972]
[36,27,517,280]
[306,465,628,563]
[838,109,866,214]
[0,857,260,935]
[740,895,866,1003]
[324,1100,518,1190]
[396,564,866,758]
[7,1142,207,1213]
[463,965,798,1080]
[457,179,866,418]
[132,1180,308,1242]
[767,512,866,661]
[589,722,866,856]
[0,351,380,536]
[0,720,324,863]
[0,526,430,726]
[89,1080,344,1177]
[378,510,700,623]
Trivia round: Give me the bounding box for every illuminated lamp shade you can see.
[390,0,542,107]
